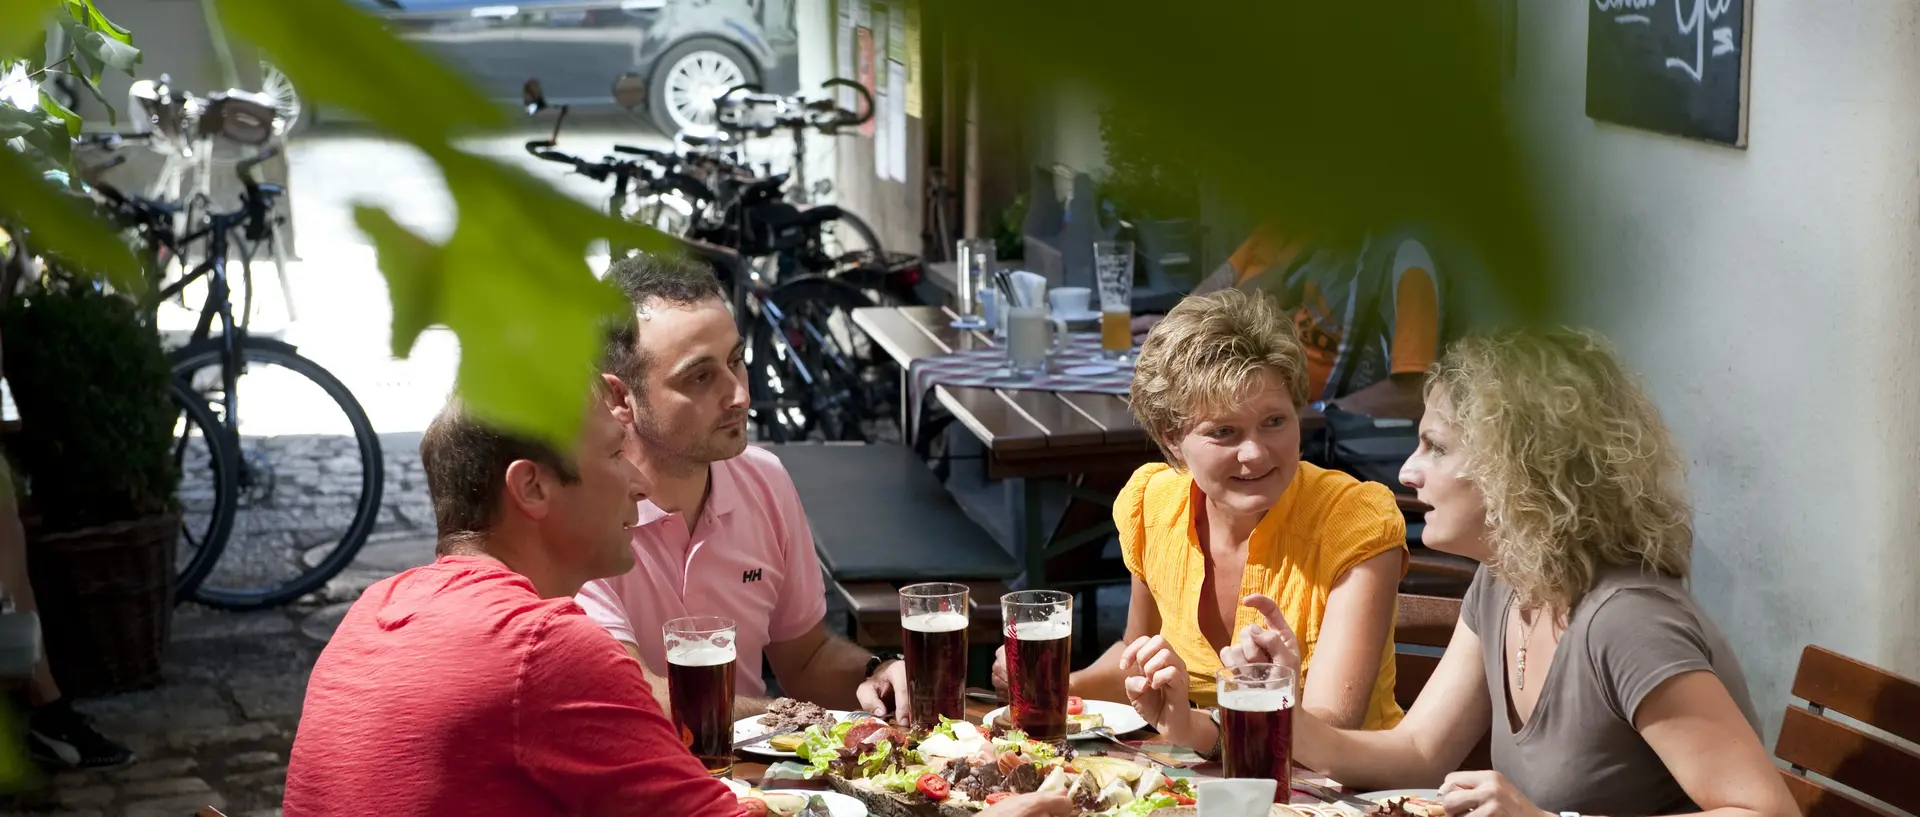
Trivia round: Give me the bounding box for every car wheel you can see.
[259,60,304,133]
[647,38,758,137]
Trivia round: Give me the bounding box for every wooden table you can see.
[850,305,1323,592]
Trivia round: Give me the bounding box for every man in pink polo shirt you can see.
[579,254,909,718]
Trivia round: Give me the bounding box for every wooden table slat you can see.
[935,386,1048,451]
[852,307,953,360]
[993,390,1110,449]
[897,305,995,352]
[1055,393,1150,445]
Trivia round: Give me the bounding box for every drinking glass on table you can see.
[664,615,738,777]
[1093,240,1136,362]
[1001,590,1073,743]
[1004,307,1067,378]
[954,238,996,329]
[899,582,970,732]
[1216,663,1297,800]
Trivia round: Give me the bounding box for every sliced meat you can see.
[841,720,892,750]
[1005,763,1043,794]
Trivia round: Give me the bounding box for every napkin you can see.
[1009,270,1048,310]
[1196,778,1279,817]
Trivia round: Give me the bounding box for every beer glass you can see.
[1216,663,1297,798]
[1093,240,1135,362]
[899,582,970,731]
[665,615,738,776]
[954,238,995,329]
[1001,590,1073,743]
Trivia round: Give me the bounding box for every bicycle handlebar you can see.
[817,78,875,129]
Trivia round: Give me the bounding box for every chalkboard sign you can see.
[1585,0,1753,147]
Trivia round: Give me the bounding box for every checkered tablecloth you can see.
[907,333,1135,444]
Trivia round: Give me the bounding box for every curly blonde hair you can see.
[1429,327,1692,609]
[1129,289,1308,468]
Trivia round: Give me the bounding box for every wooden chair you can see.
[1775,645,1920,817]
[1392,593,1491,772]
[195,808,229,817]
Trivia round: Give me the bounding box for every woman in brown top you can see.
[1122,328,1797,817]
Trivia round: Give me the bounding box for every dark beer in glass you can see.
[1216,663,1296,799]
[665,616,737,777]
[900,583,970,731]
[1001,590,1073,743]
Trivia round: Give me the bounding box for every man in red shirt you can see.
[284,392,1069,817]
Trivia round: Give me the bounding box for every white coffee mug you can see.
[1048,286,1092,316]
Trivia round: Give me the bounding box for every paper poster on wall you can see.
[903,1,922,118]
[869,2,889,176]
[886,59,907,181]
[836,0,854,110]
[852,0,869,28]
[855,26,876,137]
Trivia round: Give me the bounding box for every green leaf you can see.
[216,0,503,145]
[58,13,137,78]
[65,0,129,43]
[0,150,139,290]
[413,149,651,446]
[0,0,56,61]
[353,206,442,358]
[69,71,113,126]
[38,89,76,137]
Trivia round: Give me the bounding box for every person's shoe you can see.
[27,699,135,770]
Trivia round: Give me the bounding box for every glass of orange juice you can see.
[1093,241,1136,362]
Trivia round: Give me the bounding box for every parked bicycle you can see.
[88,134,383,611]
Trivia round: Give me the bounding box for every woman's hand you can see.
[1438,770,1550,817]
[1218,594,1302,675]
[1120,635,1210,749]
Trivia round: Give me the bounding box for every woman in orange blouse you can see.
[991,289,1408,729]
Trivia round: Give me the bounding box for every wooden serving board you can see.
[823,776,974,817]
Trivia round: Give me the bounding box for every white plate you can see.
[1356,789,1445,805]
[1053,310,1104,323]
[760,789,869,817]
[979,699,1149,739]
[732,710,860,758]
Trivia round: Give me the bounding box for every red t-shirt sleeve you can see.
[514,609,744,817]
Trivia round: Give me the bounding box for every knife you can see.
[1294,779,1375,811]
[733,726,806,751]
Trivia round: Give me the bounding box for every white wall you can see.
[1514,0,1920,740]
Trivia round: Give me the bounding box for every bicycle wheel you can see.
[169,379,236,599]
[748,275,893,442]
[169,336,384,610]
[811,210,883,273]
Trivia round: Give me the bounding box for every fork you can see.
[1080,726,1183,768]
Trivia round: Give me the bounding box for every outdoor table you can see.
[849,305,1324,590]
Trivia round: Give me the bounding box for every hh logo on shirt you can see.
[742,568,763,583]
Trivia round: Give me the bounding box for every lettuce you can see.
[930,716,960,740]
[797,720,857,775]
[991,730,1058,761]
[1113,792,1178,816]
[868,769,921,793]
[856,738,922,776]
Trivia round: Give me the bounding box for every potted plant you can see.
[1096,98,1204,292]
[1,273,179,696]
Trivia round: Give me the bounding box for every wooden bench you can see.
[1775,645,1920,817]
[1392,593,1491,772]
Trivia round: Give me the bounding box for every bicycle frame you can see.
[162,210,251,437]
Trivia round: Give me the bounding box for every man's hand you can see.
[1438,770,1549,817]
[991,645,1008,697]
[854,658,908,718]
[1119,635,1197,744]
[976,792,1074,816]
[1218,594,1301,675]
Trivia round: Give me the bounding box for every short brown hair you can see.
[1129,289,1309,467]
[419,396,579,552]
[602,253,728,393]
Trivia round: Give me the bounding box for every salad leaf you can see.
[931,716,960,739]
[992,730,1058,761]
[868,769,921,793]
[1114,792,1179,816]
[856,740,894,777]
[795,721,856,762]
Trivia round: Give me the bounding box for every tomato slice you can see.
[916,773,950,801]
[985,792,1014,805]
[1066,696,1085,715]
[1172,791,1196,806]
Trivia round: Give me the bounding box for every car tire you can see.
[646,38,759,137]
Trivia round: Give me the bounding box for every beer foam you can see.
[667,643,737,666]
[1008,615,1072,641]
[1217,687,1294,712]
[903,611,969,633]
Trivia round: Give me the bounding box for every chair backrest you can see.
[1391,593,1490,772]
[1775,645,1920,817]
